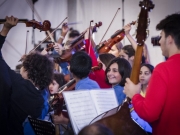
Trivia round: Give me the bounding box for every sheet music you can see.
[90,88,118,115]
[63,90,98,134]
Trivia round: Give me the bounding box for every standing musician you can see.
[0,16,54,135]
[124,13,180,135]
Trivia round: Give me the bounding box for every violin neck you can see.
[0,19,28,24]
[111,29,124,38]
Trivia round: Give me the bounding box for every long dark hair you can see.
[105,57,131,86]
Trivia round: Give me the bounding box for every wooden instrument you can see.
[0,19,51,31]
[93,1,154,135]
[97,21,136,54]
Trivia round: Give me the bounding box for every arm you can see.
[143,43,150,64]
[124,65,167,122]
[84,29,111,88]
[124,24,150,63]
[57,23,69,44]
[124,23,137,50]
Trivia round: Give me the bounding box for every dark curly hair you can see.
[70,51,92,79]
[105,57,131,86]
[22,52,54,90]
[53,72,66,88]
[156,13,180,49]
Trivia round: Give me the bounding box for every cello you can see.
[91,0,154,135]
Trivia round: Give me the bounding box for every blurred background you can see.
[0,0,179,69]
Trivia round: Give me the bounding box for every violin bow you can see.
[88,20,94,55]
[26,0,56,43]
[98,8,120,45]
[29,17,68,53]
[25,30,29,55]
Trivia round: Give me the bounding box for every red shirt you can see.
[132,54,180,135]
[85,39,111,88]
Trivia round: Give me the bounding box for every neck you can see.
[141,84,148,92]
[168,43,180,57]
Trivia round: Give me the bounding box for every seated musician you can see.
[129,63,154,133]
[108,41,123,57]
[70,51,100,90]
[119,45,135,67]
[52,51,100,128]
[105,57,131,104]
[0,16,54,135]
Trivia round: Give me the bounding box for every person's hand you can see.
[4,16,18,29]
[84,28,92,40]
[1,16,18,36]
[53,43,63,55]
[123,78,141,99]
[52,113,69,124]
[61,22,69,36]
[124,23,131,35]
[41,48,48,55]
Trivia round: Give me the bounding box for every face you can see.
[159,30,169,57]
[107,63,122,86]
[97,57,106,71]
[139,66,152,85]
[108,45,119,57]
[20,66,28,79]
[49,80,60,94]
[119,49,129,60]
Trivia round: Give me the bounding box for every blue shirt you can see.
[75,77,100,90]
[113,85,126,105]
[129,104,152,133]
[23,89,50,135]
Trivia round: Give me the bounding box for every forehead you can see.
[140,66,150,72]
[110,62,118,68]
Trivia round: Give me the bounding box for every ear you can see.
[167,35,174,45]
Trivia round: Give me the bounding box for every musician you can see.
[124,23,150,64]
[124,13,180,135]
[70,51,100,90]
[97,53,115,70]
[105,57,131,104]
[139,63,154,97]
[0,16,54,135]
[119,45,135,67]
[85,28,112,88]
[108,41,123,57]
[48,72,66,95]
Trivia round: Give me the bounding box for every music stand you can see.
[28,116,55,135]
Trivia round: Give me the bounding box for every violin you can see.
[97,21,136,54]
[53,21,102,63]
[0,19,51,31]
[50,63,103,117]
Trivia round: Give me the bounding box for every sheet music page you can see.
[63,90,98,135]
[90,88,118,115]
